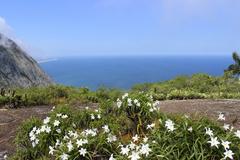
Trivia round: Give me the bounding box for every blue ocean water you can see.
[40,56,233,90]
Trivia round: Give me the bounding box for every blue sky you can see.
[0,0,239,58]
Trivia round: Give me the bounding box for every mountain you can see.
[0,33,53,88]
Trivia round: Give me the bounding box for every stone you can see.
[0,33,53,88]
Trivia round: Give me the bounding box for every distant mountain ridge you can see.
[0,33,53,88]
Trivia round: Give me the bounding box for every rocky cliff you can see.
[0,33,53,88]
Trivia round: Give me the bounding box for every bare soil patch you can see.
[0,106,51,158]
[160,99,240,128]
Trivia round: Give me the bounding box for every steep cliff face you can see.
[0,33,53,88]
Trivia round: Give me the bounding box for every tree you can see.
[225,52,240,78]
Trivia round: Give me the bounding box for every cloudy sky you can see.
[0,0,240,58]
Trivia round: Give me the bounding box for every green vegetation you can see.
[132,73,240,100]
[0,72,240,108]
[225,52,240,77]
[0,86,123,108]
[11,93,240,159]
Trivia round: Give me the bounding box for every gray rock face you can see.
[0,33,53,88]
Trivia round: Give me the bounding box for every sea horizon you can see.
[40,55,233,90]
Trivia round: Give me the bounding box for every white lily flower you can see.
[60,153,69,160]
[76,139,88,147]
[165,119,175,132]
[122,93,128,99]
[107,134,117,143]
[153,101,160,107]
[53,120,60,127]
[3,154,7,160]
[62,114,68,119]
[120,146,130,155]
[102,125,110,133]
[128,151,140,160]
[91,114,95,120]
[129,142,136,150]
[223,124,230,131]
[43,117,50,124]
[143,137,148,143]
[49,146,55,155]
[140,144,151,156]
[116,99,122,108]
[132,134,139,142]
[221,140,231,150]
[224,150,234,159]
[218,113,225,121]
[188,127,193,132]
[128,98,132,106]
[79,148,87,157]
[205,127,213,137]
[109,154,116,160]
[146,123,155,130]
[57,113,62,117]
[235,130,240,139]
[56,129,61,133]
[67,141,74,152]
[208,137,220,148]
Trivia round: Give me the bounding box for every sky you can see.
[0,0,240,59]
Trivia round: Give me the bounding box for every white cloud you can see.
[0,16,15,39]
[0,16,31,53]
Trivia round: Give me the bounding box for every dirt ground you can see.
[160,99,240,128]
[0,106,51,159]
[1,99,240,158]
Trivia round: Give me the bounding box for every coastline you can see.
[37,58,58,64]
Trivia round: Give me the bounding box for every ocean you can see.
[40,56,233,90]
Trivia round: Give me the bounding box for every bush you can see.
[11,92,240,160]
[0,95,9,106]
[132,73,240,100]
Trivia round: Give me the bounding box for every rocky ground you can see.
[1,99,240,159]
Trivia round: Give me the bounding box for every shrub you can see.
[11,93,240,160]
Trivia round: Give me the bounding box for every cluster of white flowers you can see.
[49,128,91,159]
[205,113,235,159]
[117,93,160,113]
[90,109,101,120]
[55,124,119,160]
[116,98,122,108]
[149,101,159,112]
[118,136,152,160]
[165,119,176,132]
[82,128,97,137]
[29,126,40,147]
[126,98,141,107]
[56,113,69,119]
[107,134,117,143]
[29,112,69,148]
[122,93,129,99]
[27,99,240,160]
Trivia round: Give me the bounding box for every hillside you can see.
[0,33,53,88]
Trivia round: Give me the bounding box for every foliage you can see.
[132,73,240,100]
[0,86,123,108]
[0,72,240,109]
[11,93,240,160]
[225,52,240,77]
